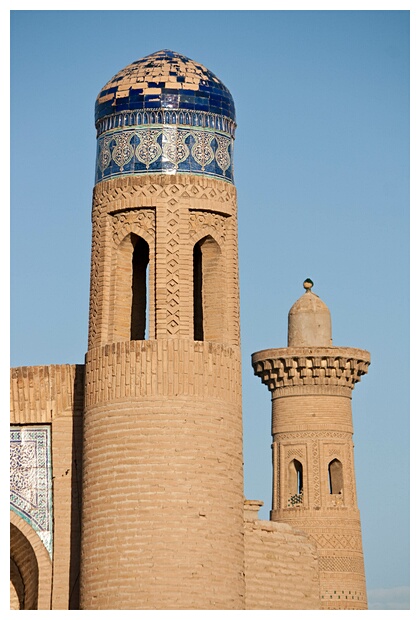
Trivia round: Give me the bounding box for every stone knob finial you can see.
[303,278,313,291]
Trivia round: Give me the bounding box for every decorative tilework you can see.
[94,50,236,185]
[10,426,53,557]
[96,108,236,138]
[95,50,236,128]
[95,125,234,184]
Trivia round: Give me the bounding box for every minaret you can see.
[80,50,244,610]
[252,280,370,610]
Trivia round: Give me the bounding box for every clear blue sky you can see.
[10,9,410,611]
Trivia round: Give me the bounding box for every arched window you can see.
[328,458,344,494]
[131,236,149,340]
[288,459,304,506]
[193,236,225,342]
[111,233,151,342]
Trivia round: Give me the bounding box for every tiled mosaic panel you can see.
[10,426,53,557]
[95,126,234,184]
[95,49,236,125]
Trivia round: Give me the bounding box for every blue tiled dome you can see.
[95,49,236,126]
[94,50,236,185]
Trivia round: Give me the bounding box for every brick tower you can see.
[252,279,370,610]
[80,50,244,609]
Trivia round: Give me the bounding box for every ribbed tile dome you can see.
[95,49,236,125]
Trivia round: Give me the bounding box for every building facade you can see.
[10,51,369,610]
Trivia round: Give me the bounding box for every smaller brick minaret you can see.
[252,279,370,610]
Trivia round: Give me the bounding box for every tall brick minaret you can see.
[80,50,244,610]
[252,279,370,610]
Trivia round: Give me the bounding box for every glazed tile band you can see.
[96,109,236,138]
[95,124,234,184]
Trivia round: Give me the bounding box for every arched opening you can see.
[10,512,52,610]
[111,232,152,342]
[131,235,149,340]
[328,458,344,494]
[10,523,39,609]
[193,236,225,342]
[288,459,304,506]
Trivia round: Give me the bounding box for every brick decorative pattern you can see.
[165,198,181,336]
[92,175,236,211]
[189,210,229,246]
[88,175,239,349]
[322,583,367,609]
[310,531,364,552]
[285,446,304,460]
[111,207,155,245]
[252,347,370,394]
[275,430,350,441]
[319,556,365,573]
[311,439,321,508]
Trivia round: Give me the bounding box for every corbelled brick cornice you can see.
[252,347,370,394]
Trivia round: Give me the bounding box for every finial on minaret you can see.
[288,279,332,346]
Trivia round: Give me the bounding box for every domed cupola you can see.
[94,50,236,184]
[288,279,333,347]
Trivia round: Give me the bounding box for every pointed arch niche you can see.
[110,232,153,341]
[287,459,304,507]
[193,235,226,343]
[328,458,344,495]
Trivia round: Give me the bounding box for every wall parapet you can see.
[10,364,85,424]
